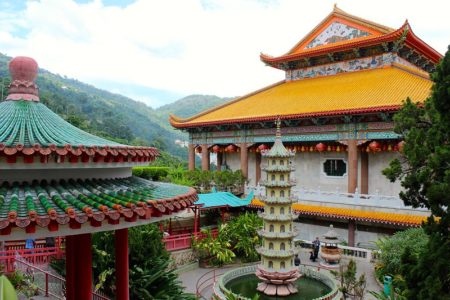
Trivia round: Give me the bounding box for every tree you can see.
[330,260,367,300]
[383,46,450,299]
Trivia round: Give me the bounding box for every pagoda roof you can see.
[260,7,442,68]
[250,199,427,227]
[1,57,157,163]
[0,177,197,238]
[194,190,253,209]
[170,65,432,128]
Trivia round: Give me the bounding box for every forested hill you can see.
[0,53,232,159]
[156,94,233,119]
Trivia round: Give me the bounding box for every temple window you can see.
[269,224,274,232]
[280,224,285,232]
[280,190,285,197]
[271,190,275,197]
[323,159,347,177]
[289,207,291,213]
[280,160,284,166]
[270,207,274,214]
[280,243,285,250]
[272,159,276,166]
[289,224,292,231]
[280,207,285,215]
[269,261,273,268]
[269,242,274,250]
[280,174,285,181]
[271,174,275,181]
[281,261,285,269]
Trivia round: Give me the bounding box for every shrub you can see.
[132,166,170,181]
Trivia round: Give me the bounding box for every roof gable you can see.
[287,6,393,55]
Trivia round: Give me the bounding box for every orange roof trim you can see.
[250,199,427,227]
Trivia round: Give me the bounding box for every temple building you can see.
[170,7,440,246]
[0,56,197,300]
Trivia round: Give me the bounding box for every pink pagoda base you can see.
[255,265,301,296]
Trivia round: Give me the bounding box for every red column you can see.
[65,235,76,300]
[193,206,198,234]
[360,151,369,194]
[240,143,248,178]
[348,220,356,247]
[115,229,129,300]
[255,152,262,184]
[188,144,195,171]
[74,234,93,300]
[217,152,223,171]
[201,144,210,171]
[347,140,358,193]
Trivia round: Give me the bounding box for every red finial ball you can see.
[9,56,38,82]
[315,143,326,152]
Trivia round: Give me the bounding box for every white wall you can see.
[368,152,402,195]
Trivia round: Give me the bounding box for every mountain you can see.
[0,53,232,159]
[156,94,233,119]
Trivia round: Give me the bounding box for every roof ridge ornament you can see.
[6,56,40,102]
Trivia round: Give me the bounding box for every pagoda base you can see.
[255,265,301,297]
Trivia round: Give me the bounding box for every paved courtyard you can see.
[179,250,382,299]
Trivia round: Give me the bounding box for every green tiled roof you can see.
[0,100,123,148]
[0,177,197,231]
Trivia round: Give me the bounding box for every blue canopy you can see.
[194,189,254,209]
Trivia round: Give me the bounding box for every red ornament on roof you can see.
[7,56,40,102]
[369,141,381,152]
[212,145,220,153]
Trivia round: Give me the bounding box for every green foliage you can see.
[330,260,367,300]
[132,166,170,181]
[5,270,39,297]
[383,47,450,299]
[374,228,427,277]
[220,212,263,262]
[90,224,194,299]
[213,289,260,300]
[193,229,235,266]
[49,257,66,277]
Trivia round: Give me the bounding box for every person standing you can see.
[294,254,301,267]
[312,237,320,262]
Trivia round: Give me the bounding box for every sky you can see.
[1,0,449,108]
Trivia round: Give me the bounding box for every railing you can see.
[14,256,109,300]
[163,229,219,252]
[5,237,65,251]
[246,184,428,211]
[196,266,234,299]
[0,247,64,272]
[294,239,379,262]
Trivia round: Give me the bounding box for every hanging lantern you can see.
[366,146,370,153]
[212,145,220,153]
[397,141,405,152]
[258,144,269,151]
[382,144,388,151]
[309,146,314,152]
[387,144,393,151]
[336,146,341,152]
[300,146,305,152]
[369,141,381,152]
[315,143,326,152]
[196,146,202,154]
[226,144,237,152]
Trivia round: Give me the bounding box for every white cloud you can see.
[1,0,449,107]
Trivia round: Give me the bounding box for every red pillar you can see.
[193,206,198,234]
[188,144,195,171]
[115,229,129,300]
[65,235,76,300]
[201,144,210,171]
[217,152,223,171]
[74,234,93,300]
[360,151,369,194]
[347,140,358,193]
[240,143,248,178]
[255,152,262,184]
[348,220,356,247]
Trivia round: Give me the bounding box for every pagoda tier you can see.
[0,177,196,238]
[256,119,300,297]
[0,57,157,165]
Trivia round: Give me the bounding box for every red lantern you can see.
[258,144,269,151]
[196,147,202,154]
[226,144,237,152]
[369,141,381,152]
[212,145,220,153]
[397,141,405,152]
[315,143,326,152]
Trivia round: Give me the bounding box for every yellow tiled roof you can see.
[250,199,427,227]
[170,66,432,128]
